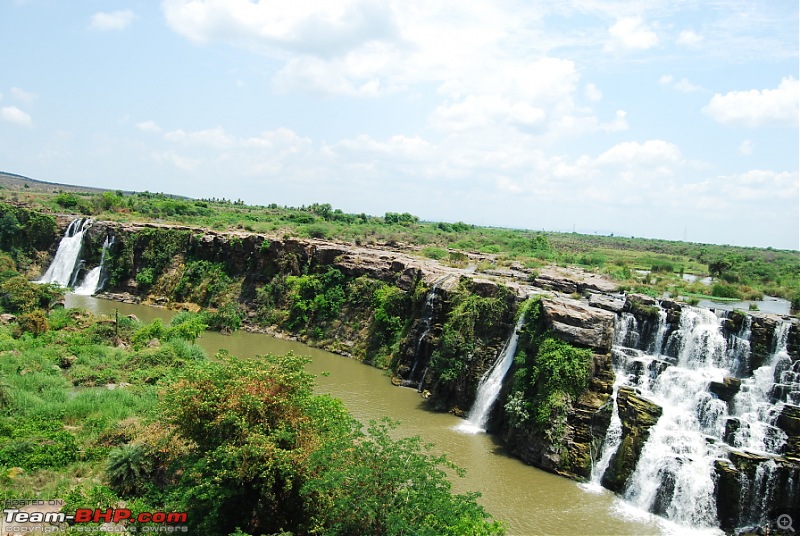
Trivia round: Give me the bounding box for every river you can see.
[66,294,666,535]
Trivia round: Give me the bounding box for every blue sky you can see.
[0,0,797,249]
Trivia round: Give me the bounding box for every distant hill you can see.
[0,171,118,194]
[0,171,189,199]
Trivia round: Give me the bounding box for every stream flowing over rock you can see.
[38,216,800,533]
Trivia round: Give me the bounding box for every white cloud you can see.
[676,30,703,47]
[660,75,703,93]
[1,106,32,127]
[431,95,546,132]
[672,78,703,93]
[152,151,200,171]
[607,17,659,51]
[242,128,313,152]
[584,83,602,102]
[90,10,136,31]
[596,139,682,166]
[137,120,162,133]
[10,87,36,103]
[738,139,754,156]
[703,77,799,127]
[164,127,235,149]
[161,0,397,54]
[721,170,798,201]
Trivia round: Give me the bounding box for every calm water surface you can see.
[66,295,665,535]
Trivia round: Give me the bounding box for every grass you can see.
[2,187,798,313]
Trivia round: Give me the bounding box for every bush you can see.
[421,247,447,260]
[204,303,243,333]
[711,282,741,299]
[54,192,80,209]
[15,310,49,337]
[106,443,154,496]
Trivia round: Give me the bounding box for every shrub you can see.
[106,443,154,496]
[204,303,243,333]
[421,247,447,260]
[15,311,49,337]
[711,282,741,300]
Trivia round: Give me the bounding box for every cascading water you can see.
[731,321,790,454]
[74,235,113,296]
[590,301,798,531]
[38,218,92,287]
[456,315,525,434]
[409,280,442,381]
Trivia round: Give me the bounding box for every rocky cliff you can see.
[41,215,800,531]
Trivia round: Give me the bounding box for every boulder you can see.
[588,293,625,313]
[776,404,800,439]
[601,387,663,492]
[709,377,742,403]
[714,459,742,530]
[541,297,615,352]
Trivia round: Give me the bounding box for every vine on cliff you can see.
[429,281,514,389]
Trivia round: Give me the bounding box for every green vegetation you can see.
[505,299,593,446]
[429,280,515,391]
[0,254,500,534]
[3,186,797,314]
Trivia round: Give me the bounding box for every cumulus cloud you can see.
[137,120,162,133]
[703,77,799,127]
[584,83,602,102]
[1,106,32,127]
[721,170,798,201]
[90,10,136,31]
[161,0,397,55]
[164,127,235,149]
[607,17,659,51]
[659,74,703,93]
[596,139,682,166]
[431,95,546,132]
[10,87,36,103]
[676,30,703,47]
[152,151,199,171]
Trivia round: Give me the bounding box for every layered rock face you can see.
[45,216,800,532]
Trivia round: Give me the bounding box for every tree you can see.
[106,444,153,496]
[708,257,732,278]
[152,353,504,535]
[302,418,505,535]
[159,353,341,535]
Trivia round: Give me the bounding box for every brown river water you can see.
[66,295,671,536]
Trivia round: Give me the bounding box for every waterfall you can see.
[409,281,441,381]
[456,315,525,434]
[587,347,627,489]
[74,235,113,296]
[593,300,797,531]
[731,322,790,454]
[38,218,92,287]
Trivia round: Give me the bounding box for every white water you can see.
[74,236,113,296]
[74,267,102,295]
[591,303,795,530]
[456,315,525,434]
[409,280,442,381]
[38,218,92,287]
[731,322,790,454]
[587,352,626,490]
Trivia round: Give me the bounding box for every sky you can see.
[0,1,798,249]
